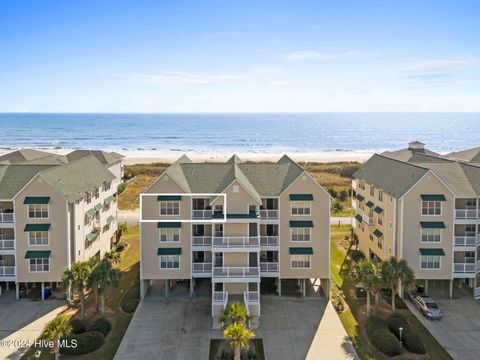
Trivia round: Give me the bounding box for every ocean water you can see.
[0,113,479,154]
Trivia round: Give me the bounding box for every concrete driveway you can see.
[406,286,480,360]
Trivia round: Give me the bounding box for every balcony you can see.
[453,262,476,275]
[0,266,15,278]
[454,235,477,248]
[0,212,14,223]
[192,262,212,277]
[0,239,15,251]
[259,209,279,220]
[192,236,212,248]
[362,213,374,226]
[244,290,259,304]
[455,209,480,220]
[212,236,260,251]
[260,262,279,276]
[260,236,279,247]
[351,199,357,210]
[192,210,213,220]
[212,267,260,282]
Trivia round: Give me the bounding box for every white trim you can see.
[27,204,49,220]
[159,201,181,216]
[28,231,49,246]
[419,254,442,270]
[290,200,312,216]
[144,169,189,194]
[212,179,262,205]
[420,200,443,217]
[27,257,51,273]
[289,254,312,269]
[279,170,332,200]
[400,170,455,200]
[420,227,442,243]
[159,254,181,270]
[159,227,181,243]
[290,227,311,242]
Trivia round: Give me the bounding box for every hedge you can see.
[90,317,111,336]
[60,330,105,355]
[349,250,365,263]
[370,329,403,356]
[365,315,388,338]
[387,313,426,354]
[70,319,86,334]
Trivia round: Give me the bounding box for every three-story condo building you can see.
[0,149,123,299]
[140,155,330,318]
[352,142,480,299]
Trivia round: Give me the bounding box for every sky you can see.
[0,0,479,112]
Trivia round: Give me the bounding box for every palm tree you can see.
[61,262,91,320]
[381,257,415,311]
[90,258,121,315]
[221,302,249,327]
[370,260,384,313]
[43,316,71,360]
[104,250,121,264]
[351,259,378,317]
[223,322,255,360]
[116,223,127,243]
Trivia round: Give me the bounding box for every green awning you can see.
[86,232,98,241]
[356,194,365,202]
[104,195,113,205]
[354,214,363,222]
[289,221,313,228]
[157,222,182,228]
[25,250,51,259]
[85,208,96,218]
[157,195,182,201]
[373,206,383,214]
[365,201,375,208]
[23,197,50,205]
[158,247,182,255]
[24,224,51,232]
[420,221,445,229]
[106,215,115,225]
[94,203,103,211]
[419,248,445,256]
[290,194,313,201]
[421,194,446,201]
[289,247,313,255]
[373,229,383,238]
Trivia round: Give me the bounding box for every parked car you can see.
[412,295,443,320]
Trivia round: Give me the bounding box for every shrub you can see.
[386,312,408,337]
[332,296,344,313]
[218,349,233,360]
[90,317,111,336]
[387,313,426,354]
[365,315,388,338]
[70,319,86,334]
[117,182,127,195]
[338,190,349,201]
[370,329,403,356]
[328,188,338,198]
[60,330,105,355]
[350,250,365,263]
[115,241,127,252]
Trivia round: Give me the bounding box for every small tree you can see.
[351,259,379,317]
[370,260,384,313]
[90,258,121,315]
[332,200,344,214]
[43,316,71,360]
[221,302,249,327]
[104,250,121,264]
[116,223,127,243]
[223,322,255,360]
[381,257,415,311]
[61,262,91,320]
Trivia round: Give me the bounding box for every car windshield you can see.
[426,302,439,309]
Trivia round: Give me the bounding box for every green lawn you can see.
[22,226,140,360]
[330,225,452,360]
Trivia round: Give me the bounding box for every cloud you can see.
[280,50,376,62]
[405,59,478,72]
[402,73,452,87]
[120,71,248,85]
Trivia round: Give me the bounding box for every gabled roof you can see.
[381,147,440,162]
[353,154,429,198]
[0,149,64,165]
[66,150,124,165]
[227,155,243,164]
[0,164,57,199]
[446,147,480,163]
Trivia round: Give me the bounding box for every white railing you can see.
[213,267,260,279]
[455,209,480,219]
[244,290,259,303]
[0,213,14,223]
[212,291,229,313]
[192,262,212,273]
[362,213,374,226]
[454,262,476,273]
[212,236,259,249]
[0,266,15,277]
[352,180,357,190]
[351,199,357,210]
[0,239,15,250]
[476,260,480,270]
[260,236,279,247]
[475,287,480,298]
[192,236,212,247]
[260,210,279,219]
[193,210,213,220]
[260,262,279,272]
[454,236,476,247]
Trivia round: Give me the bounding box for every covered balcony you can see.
[454,224,479,249]
[192,198,213,220]
[192,224,213,249]
[212,236,259,251]
[0,254,16,279]
[0,228,15,252]
[260,198,279,219]
[260,250,279,276]
[0,201,14,223]
[455,198,479,220]
[453,251,476,277]
[212,266,260,282]
[260,224,279,248]
[192,251,213,277]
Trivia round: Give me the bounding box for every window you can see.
[104,203,111,211]
[249,205,258,214]
[421,228,441,242]
[160,255,180,269]
[28,204,48,218]
[233,185,239,193]
[359,181,365,190]
[86,192,92,204]
[466,199,476,208]
[422,201,441,215]
[290,254,311,268]
[291,201,311,215]
[420,255,440,269]
[378,214,383,226]
[104,182,111,191]
[291,228,311,242]
[465,225,476,236]
[377,238,383,249]
[94,188,100,199]
[29,231,49,245]
[29,258,50,272]
[358,201,364,211]
[160,201,180,215]
[369,234,373,241]
[378,191,383,202]
[370,186,375,197]
[160,228,180,242]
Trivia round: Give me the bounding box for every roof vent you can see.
[408,141,425,150]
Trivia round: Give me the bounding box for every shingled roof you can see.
[446,147,480,163]
[0,165,56,199]
[66,150,124,165]
[0,149,66,165]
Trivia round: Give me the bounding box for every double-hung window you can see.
[291,201,311,215]
[160,255,180,269]
[290,254,311,269]
[291,228,310,242]
[422,201,441,215]
[28,204,48,219]
[29,231,49,245]
[420,255,440,269]
[370,186,375,197]
[378,191,383,202]
[160,228,180,242]
[29,258,50,272]
[359,181,365,190]
[160,201,180,215]
[421,228,441,242]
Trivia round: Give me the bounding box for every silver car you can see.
[413,295,443,320]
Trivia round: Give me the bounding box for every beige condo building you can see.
[139,155,330,318]
[352,141,480,299]
[0,149,123,299]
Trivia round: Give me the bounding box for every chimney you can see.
[408,141,425,151]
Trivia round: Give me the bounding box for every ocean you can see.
[0,113,479,155]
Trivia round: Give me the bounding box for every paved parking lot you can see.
[406,286,480,360]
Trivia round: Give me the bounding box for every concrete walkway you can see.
[0,292,66,360]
